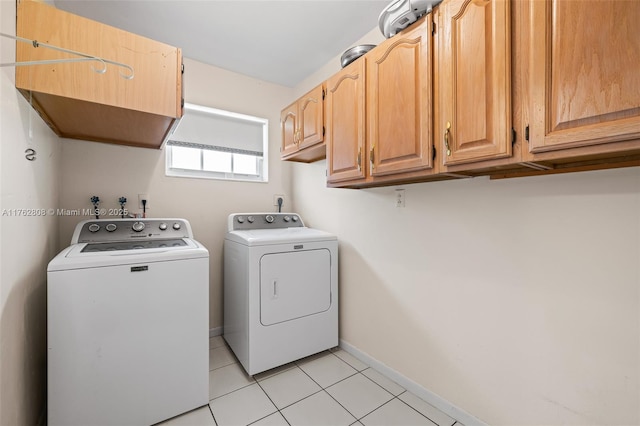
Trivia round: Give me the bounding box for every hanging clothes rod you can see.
[0,32,134,79]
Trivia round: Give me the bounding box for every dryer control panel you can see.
[228,213,305,231]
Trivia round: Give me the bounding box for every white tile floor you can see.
[158,336,463,426]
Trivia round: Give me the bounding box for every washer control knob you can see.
[88,223,100,233]
[236,216,245,224]
[105,223,117,232]
[132,221,145,232]
[265,215,275,223]
[159,222,168,231]
[283,215,291,222]
[172,222,181,230]
[291,216,298,222]
[247,216,255,223]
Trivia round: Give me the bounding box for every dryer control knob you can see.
[236,216,245,224]
[291,216,299,222]
[159,223,168,231]
[172,222,181,230]
[247,216,255,223]
[88,223,100,233]
[105,223,117,232]
[265,215,275,223]
[283,216,291,222]
[132,221,145,232]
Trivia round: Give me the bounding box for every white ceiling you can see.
[54,0,390,88]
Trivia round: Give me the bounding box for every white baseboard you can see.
[339,339,488,426]
[209,326,223,338]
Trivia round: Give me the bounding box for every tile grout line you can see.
[360,367,403,397]
[297,352,380,424]
[320,388,358,424]
[307,351,445,425]
[210,346,452,426]
[394,393,440,426]
[357,396,397,423]
[209,364,257,402]
[252,378,290,426]
[293,357,361,423]
[207,403,220,426]
[322,374,394,422]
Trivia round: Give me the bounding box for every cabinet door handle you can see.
[369,145,375,170]
[444,121,451,156]
[357,147,362,171]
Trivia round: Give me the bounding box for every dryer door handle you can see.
[272,280,278,299]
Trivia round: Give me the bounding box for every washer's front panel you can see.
[47,257,209,426]
[260,249,331,326]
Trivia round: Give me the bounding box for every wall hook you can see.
[25,148,36,161]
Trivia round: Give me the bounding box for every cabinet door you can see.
[326,60,366,183]
[438,0,511,165]
[528,0,640,153]
[280,103,298,158]
[299,85,324,150]
[367,18,433,176]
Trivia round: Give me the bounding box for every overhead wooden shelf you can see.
[15,0,183,149]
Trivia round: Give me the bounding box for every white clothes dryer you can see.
[224,213,338,375]
[47,218,209,426]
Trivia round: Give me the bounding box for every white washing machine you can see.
[47,218,209,426]
[224,213,338,375]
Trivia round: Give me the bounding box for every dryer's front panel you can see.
[260,249,331,326]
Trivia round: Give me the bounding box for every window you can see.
[165,103,268,182]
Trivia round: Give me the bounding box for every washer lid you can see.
[226,227,336,246]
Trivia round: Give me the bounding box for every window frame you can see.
[165,103,269,183]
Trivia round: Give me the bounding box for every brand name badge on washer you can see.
[294,245,303,250]
[131,265,149,272]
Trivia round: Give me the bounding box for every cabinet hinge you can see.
[322,89,326,100]
[511,127,516,146]
[181,98,184,108]
[432,21,436,35]
[432,145,437,161]
[181,63,184,74]
[525,125,530,142]
[323,126,325,137]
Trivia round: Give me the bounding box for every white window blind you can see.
[167,103,266,156]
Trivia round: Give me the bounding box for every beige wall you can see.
[0,1,62,423]
[58,58,293,330]
[290,28,640,425]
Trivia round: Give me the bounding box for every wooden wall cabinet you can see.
[436,0,512,167]
[368,18,434,177]
[288,0,640,184]
[326,16,436,188]
[16,0,183,149]
[436,0,640,179]
[280,84,325,163]
[326,60,366,184]
[526,0,640,154]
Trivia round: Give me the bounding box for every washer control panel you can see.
[229,213,304,231]
[75,219,192,243]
